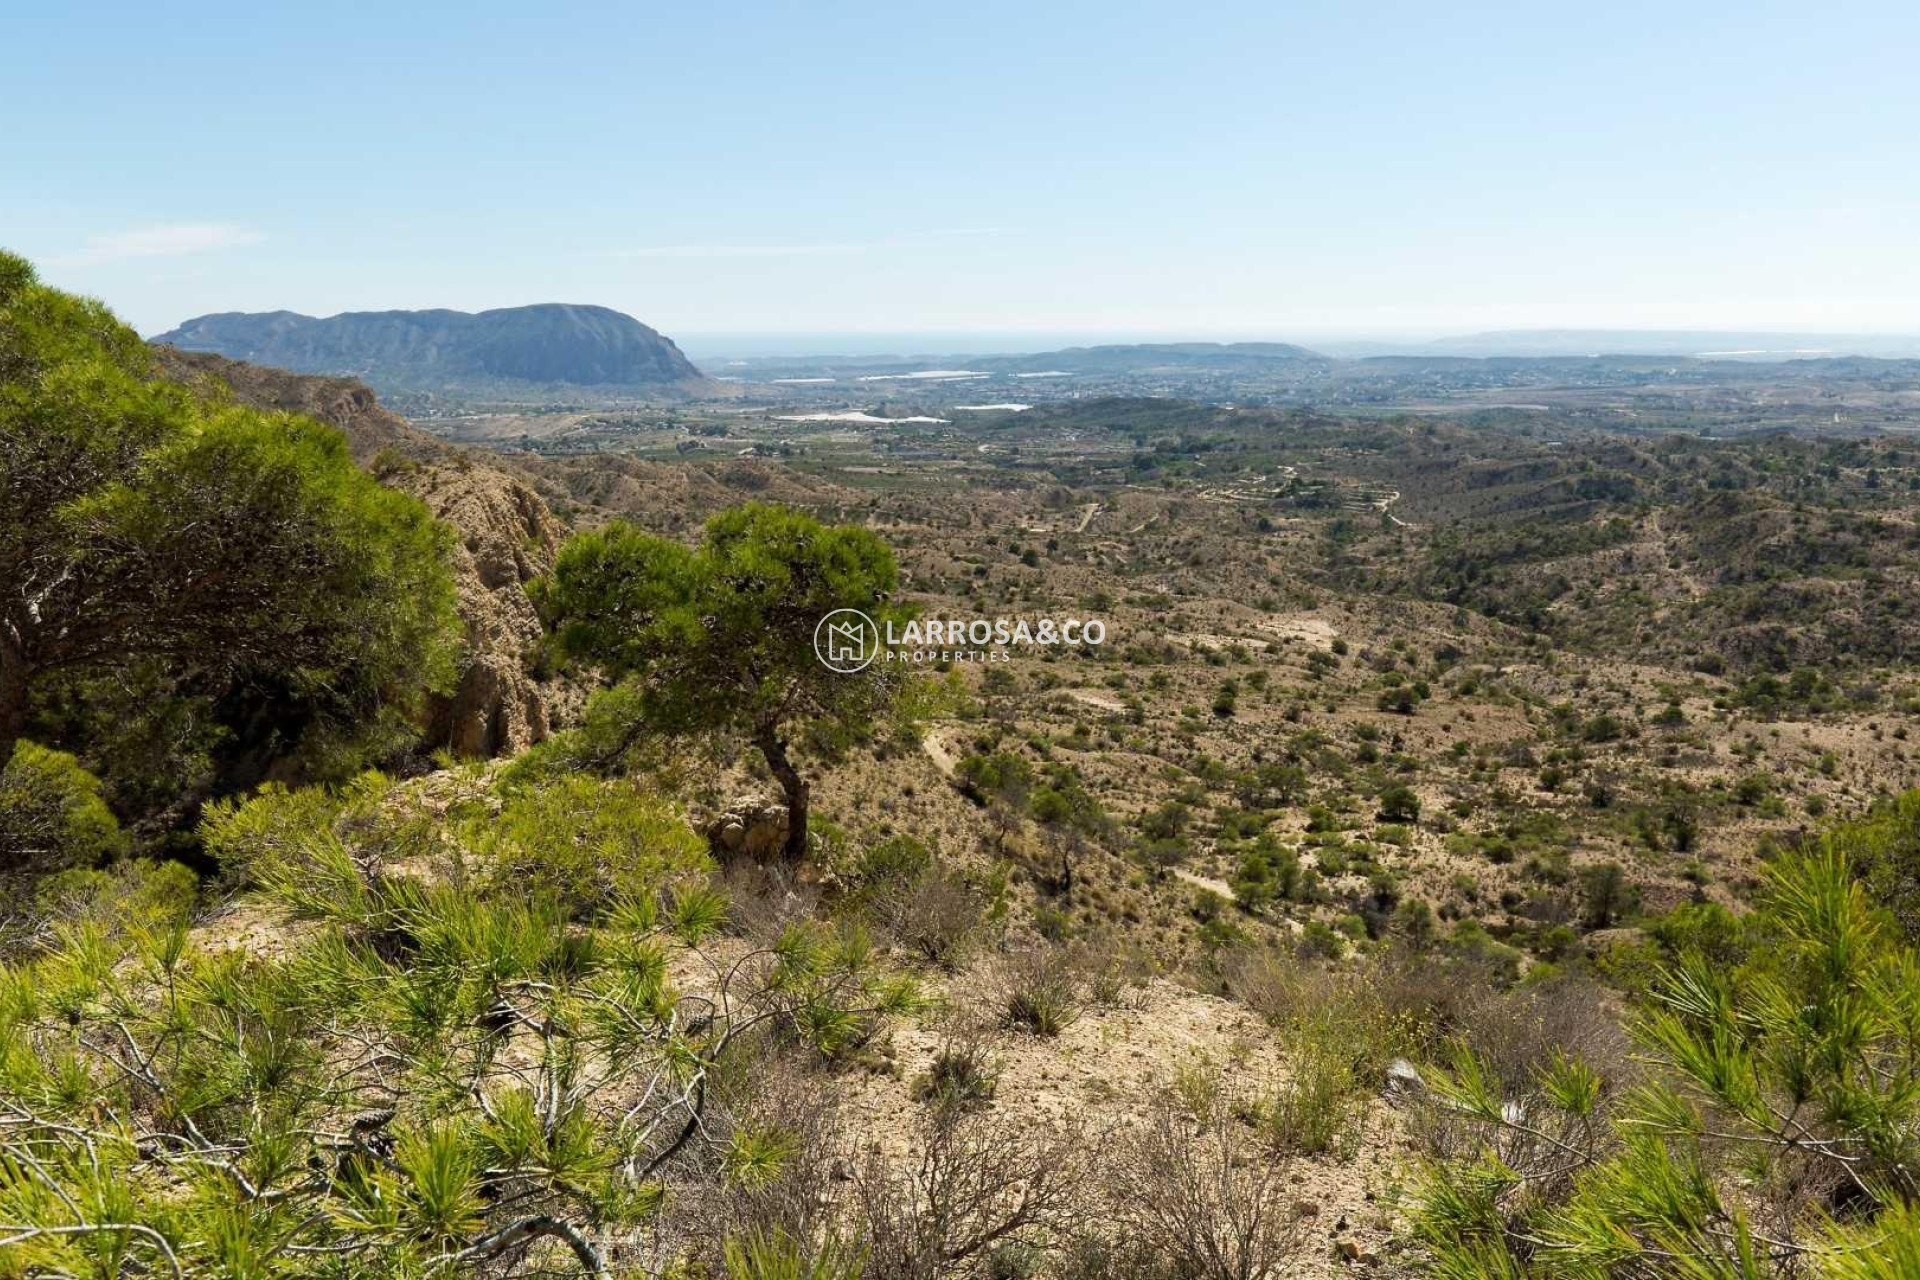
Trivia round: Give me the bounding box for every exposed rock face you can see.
[150,347,570,757]
[704,795,790,861]
[154,303,707,393]
[388,462,566,757]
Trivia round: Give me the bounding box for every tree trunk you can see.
[0,637,27,769]
[756,727,810,863]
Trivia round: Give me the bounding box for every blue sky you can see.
[7,0,1919,347]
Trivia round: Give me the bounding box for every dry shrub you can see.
[659,1041,852,1270]
[1096,1086,1307,1280]
[877,868,984,970]
[1449,972,1634,1094]
[913,1022,1001,1114]
[1000,944,1082,1037]
[1409,972,1636,1166]
[853,1107,1091,1280]
[722,859,821,944]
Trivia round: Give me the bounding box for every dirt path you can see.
[1173,868,1235,899]
[921,726,959,777]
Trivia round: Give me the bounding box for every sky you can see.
[7,0,1920,351]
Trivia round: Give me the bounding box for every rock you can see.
[392,465,567,757]
[705,796,789,860]
[1384,1058,1424,1100]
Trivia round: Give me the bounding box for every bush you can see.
[1002,947,1081,1036]
[876,866,986,970]
[471,776,710,919]
[32,858,197,930]
[1577,860,1639,930]
[1415,841,1920,1273]
[915,1031,1001,1112]
[1259,1038,1363,1158]
[0,741,128,879]
[1099,1087,1307,1279]
[1377,784,1421,823]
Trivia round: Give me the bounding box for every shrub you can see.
[722,1230,864,1280]
[1377,784,1421,823]
[854,1108,1088,1279]
[1259,1038,1364,1158]
[470,776,710,919]
[915,1031,1001,1113]
[0,741,128,879]
[198,775,374,889]
[876,866,986,970]
[33,858,197,930]
[1099,1087,1307,1279]
[1415,841,1920,1273]
[1002,947,1081,1036]
[1577,860,1639,930]
[1297,920,1346,960]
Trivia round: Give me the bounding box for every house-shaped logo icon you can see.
[814,609,879,673]
[826,620,866,663]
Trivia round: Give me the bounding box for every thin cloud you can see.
[613,227,1018,260]
[55,223,264,266]
[615,242,870,259]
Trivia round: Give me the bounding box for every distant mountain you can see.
[706,340,1330,382]
[1002,341,1327,372]
[1409,330,1920,360]
[154,304,708,393]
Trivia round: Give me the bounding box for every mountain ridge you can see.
[154,302,710,393]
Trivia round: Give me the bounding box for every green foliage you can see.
[1378,783,1422,824]
[1414,810,1920,1276]
[0,766,917,1275]
[1258,1036,1364,1158]
[469,775,710,920]
[0,740,127,877]
[0,250,461,809]
[957,750,1035,809]
[723,1229,866,1280]
[1231,835,1303,913]
[33,858,196,931]
[1831,789,1920,944]
[536,502,908,860]
[198,771,396,890]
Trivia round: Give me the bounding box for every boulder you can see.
[1383,1058,1424,1101]
[705,796,789,860]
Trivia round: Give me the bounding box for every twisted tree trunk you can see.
[755,725,809,863]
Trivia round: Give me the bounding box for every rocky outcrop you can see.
[704,795,790,861]
[388,462,566,757]
[151,347,571,757]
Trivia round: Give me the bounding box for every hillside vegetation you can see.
[8,254,1920,1277]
